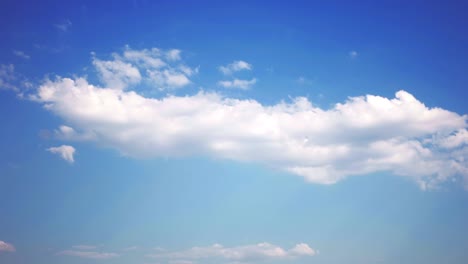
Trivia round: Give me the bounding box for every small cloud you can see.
[218,78,256,90]
[47,145,76,163]
[0,64,18,91]
[0,241,15,252]
[54,20,72,32]
[57,250,119,259]
[349,50,358,59]
[13,50,30,59]
[219,60,252,75]
[166,49,181,61]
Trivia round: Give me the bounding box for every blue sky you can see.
[1,1,468,263]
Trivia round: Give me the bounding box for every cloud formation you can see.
[47,145,76,163]
[28,48,468,189]
[0,64,33,93]
[219,60,252,75]
[91,47,196,90]
[147,242,316,262]
[218,78,257,90]
[0,241,15,252]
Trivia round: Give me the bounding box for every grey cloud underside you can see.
[33,73,468,189]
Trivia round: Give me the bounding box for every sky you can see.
[1,0,468,263]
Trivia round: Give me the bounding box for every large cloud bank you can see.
[31,48,468,189]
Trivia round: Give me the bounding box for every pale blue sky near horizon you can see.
[1,1,468,264]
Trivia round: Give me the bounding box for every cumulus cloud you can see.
[147,242,316,262]
[219,60,252,75]
[13,50,30,59]
[32,69,468,189]
[22,46,467,189]
[47,145,76,163]
[0,241,15,252]
[57,250,119,259]
[218,78,256,90]
[91,47,196,90]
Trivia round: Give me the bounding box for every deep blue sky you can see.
[1,1,468,264]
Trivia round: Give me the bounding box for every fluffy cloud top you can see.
[28,47,468,189]
[148,242,316,262]
[218,78,257,90]
[219,60,252,75]
[47,145,76,163]
[0,241,15,252]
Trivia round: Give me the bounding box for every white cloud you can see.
[289,243,316,256]
[93,56,142,90]
[437,129,468,149]
[0,241,15,252]
[349,50,358,58]
[218,78,256,90]
[47,145,76,163]
[166,49,182,61]
[0,64,17,91]
[29,48,468,189]
[54,20,72,32]
[148,69,191,88]
[219,60,252,75]
[91,47,196,90]
[13,50,30,59]
[148,242,316,262]
[57,250,119,259]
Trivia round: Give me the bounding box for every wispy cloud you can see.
[296,76,314,85]
[54,19,72,32]
[91,46,196,90]
[0,64,18,91]
[147,242,316,263]
[0,241,15,252]
[13,50,30,59]
[218,78,256,90]
[349,50,358,59]
[47,145,76,163]
[219,60,252,75]
[57,250,119,259]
